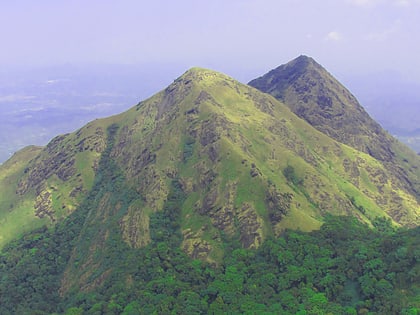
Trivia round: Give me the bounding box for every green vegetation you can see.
[0,58,419,314]
[283,165,303,186]
[0,214,418,314]
[1,63,419,254]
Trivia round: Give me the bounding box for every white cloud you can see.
[80,103,115,111]
[0,94,36,103]
[364,19,402,41]
[349,0,420,7]
[394,0,420,6]
[325,31,343,41]
[394,0,410,6]
[347,0,381,7]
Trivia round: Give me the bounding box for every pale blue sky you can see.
[1,0,420,82]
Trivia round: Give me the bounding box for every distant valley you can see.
[340,72,420,153]
[0,64,182,162]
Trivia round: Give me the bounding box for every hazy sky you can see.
[1,0,420,82]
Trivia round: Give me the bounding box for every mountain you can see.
[249,55,420,203]
[1,65,420,250]
[0,61,419,313]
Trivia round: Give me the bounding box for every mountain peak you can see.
[248,55,324,98]
[250,56,420,201]
[154,67,237,118]
[178,67,229,82]
[163,67,233,96]
[181,66,212,76]
[249,56,388,157]
[290,54,317,66]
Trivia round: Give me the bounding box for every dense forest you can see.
[0,211,418,314]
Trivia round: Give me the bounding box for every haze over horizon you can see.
[1,0,420,82]
[1,0,420,162]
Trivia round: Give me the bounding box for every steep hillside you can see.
[0,63,419,313]
[0,145,44,246]
[0,118,110,247]
[249,55,420,203]
[1,66,419,252]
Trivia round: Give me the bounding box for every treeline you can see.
[0,215,418,314]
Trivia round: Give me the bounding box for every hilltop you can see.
[250,55,420,202]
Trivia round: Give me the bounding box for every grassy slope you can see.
[0,146,44,246]
[103,68,419,261]
[0,119,110,248]
[0,66,419,267]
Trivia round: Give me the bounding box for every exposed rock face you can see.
[14,127,107,224]
[266,183,293,225]
[182,228,213,260]
[17,134,76,196]
[237,202,264,249]
[34,188,55,222]
[120,204,151,248]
